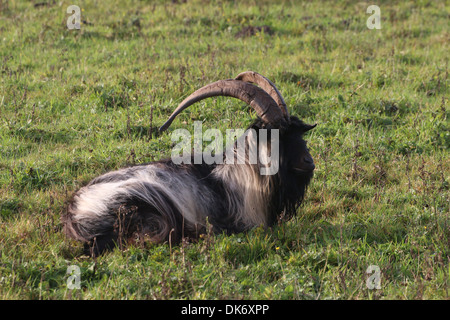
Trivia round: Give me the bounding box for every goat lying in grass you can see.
[63,71,316,255]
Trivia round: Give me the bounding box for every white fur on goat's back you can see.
[70,164,217,239]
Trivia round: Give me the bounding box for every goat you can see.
[63,71,316,255]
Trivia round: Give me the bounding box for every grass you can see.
[0,0,448,299]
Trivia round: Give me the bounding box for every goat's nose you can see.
[303,156,313,164]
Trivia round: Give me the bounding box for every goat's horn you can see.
[159,79,284,132]
[235,71,289,120]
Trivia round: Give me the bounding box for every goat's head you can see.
[159,71,316,175]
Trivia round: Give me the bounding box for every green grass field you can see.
[0,0,448,299]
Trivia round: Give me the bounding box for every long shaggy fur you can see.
[63,117,313,255]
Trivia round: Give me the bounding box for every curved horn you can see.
[235,71,289,120]
[159,79,284,132]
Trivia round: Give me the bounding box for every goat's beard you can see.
[267,164,314,225]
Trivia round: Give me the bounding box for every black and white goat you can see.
[63,71,316,255]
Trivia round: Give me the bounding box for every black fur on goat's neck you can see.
[248,116,314,225]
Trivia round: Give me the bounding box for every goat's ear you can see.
[304,123,317,132]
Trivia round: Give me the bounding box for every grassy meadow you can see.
[0,0,448,299]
